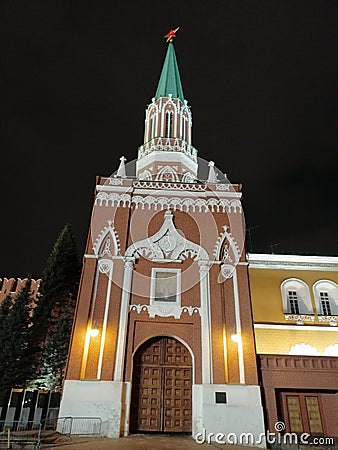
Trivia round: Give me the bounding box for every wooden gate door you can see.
[130,336,192,433]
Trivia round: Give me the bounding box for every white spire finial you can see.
[116,156,127,178]
[207,161,218,183]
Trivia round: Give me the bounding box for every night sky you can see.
[1,1,337,278]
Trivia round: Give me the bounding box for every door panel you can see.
[305,397,323,435]
[131,336,192,433]
[287,396,303,433]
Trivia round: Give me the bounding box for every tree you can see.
[34,301,74,390]
[31,223,81,389]
[32,223,81,344]
[0,278,38,389]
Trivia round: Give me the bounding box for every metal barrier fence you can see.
[0,421,40,448]
[41,416,102,436]
[0,416,102,448]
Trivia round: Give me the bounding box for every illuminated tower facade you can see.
[59,39,266,444]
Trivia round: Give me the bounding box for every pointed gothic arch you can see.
[155,165,179,182]
[93,220,121,257]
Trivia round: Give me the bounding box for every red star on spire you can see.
[164,27,180,43]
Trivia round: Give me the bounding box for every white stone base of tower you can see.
[58,380,131,437]
[193,384,266,448]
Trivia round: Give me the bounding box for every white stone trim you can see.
[199,261,213,384]
[95,192,242,213]
[113,257,134,381]
[254,323,338,331]
[233,270,245,384]
[133,180,206,191]
[136,148,198,173]
[97,260,113,379]
[248,253,338,271]
[129,304,201,318]
[96,185,133,192]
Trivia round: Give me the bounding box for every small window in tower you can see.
[320,292,332,315]
[150,115,156,140]
[288,291,300,314]
[182,116,187,142]
[155,271,177,302]
[166,111,173,138]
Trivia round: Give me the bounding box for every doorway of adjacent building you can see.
[281,393,324,435]
[130,336,192,433]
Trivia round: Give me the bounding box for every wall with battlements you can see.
[0,277,41,304]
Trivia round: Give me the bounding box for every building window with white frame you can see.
[151,268,181,305]
[148,268,182,319]
[320,291,332,316]
[166,111,173,138]
[154,271,178,302]
[313,280,338,318]
[288,290,300,314]
[280,279,314,322]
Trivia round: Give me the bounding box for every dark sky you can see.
[1,1,337,277]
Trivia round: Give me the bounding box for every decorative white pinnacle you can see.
[116,156,127,178]
[207,161,218,183]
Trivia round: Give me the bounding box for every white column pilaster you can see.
[113,257,134,381]
[199,261,213,384]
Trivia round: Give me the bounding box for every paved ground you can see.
[44,434,258,449]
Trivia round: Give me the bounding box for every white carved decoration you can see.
[219,264,236,281]
[125,210,209,262]
[93,220,121,257]
[96,192,242,213]
[318,315,338,326]
[155,165,179,182]
[215,184,231,191]
[323,344,338,356]
[98,259,113,274]
[134,180,205,191]
[289,343,319,356]
[130,303,201,319]
[108,178,123,185]
[182,172,196,183]
[139,170,152,181]
[214,226,241,260]
[284,314,315,325]
[214,227,241,282]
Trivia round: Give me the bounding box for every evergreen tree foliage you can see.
[0,278,37,389]
[35,301,74,391]
[32,223,81,343]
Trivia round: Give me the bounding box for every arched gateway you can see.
[130,336,192,433]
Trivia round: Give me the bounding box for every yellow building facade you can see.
[248,253,338,439]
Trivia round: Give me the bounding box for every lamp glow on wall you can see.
[231,333,241,344]
[231,333,245,384]
[90,320,100,338]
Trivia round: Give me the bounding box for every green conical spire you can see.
[155,43,185,102]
